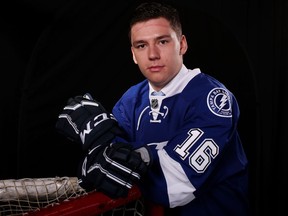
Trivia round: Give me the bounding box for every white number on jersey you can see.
[174,128,219,173]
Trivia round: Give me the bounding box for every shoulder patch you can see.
[207,88,232,117]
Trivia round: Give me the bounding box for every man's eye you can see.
[159,40,168,45]
[136,44,146,49]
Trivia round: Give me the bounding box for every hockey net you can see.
[0,176,144,216]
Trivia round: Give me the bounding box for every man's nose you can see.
[148,45,160,60]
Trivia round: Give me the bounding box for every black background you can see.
[0,0,287,215]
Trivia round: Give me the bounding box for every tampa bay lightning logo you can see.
[207,88,232,117]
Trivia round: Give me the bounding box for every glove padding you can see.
[78,142,148,198]
[55,93,122,151]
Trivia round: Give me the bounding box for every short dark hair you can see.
[129,2,182,39]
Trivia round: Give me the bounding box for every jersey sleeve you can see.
[153,87,246,207]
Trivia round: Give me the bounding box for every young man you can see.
[56,2,249,215]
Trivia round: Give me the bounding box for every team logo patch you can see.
[207,88,232,117]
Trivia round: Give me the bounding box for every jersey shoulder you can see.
[182,73,238,118]
[184,73,228,96]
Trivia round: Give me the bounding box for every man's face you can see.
[130,17,187,91]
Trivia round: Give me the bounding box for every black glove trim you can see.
[102,146,141,180]
[87,145,141,179]
[58,113,79,135]
[86,146,134,189]
[78,142,148,198]
[87,163,133,189]
[56,93,121,151]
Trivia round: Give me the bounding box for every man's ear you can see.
[180,35,188,55]
[131,47,138,64]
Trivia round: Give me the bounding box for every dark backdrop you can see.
[0,0,287,215]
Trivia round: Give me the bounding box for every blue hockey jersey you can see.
[112,65,249,216]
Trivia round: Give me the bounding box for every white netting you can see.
[0,177,144,216]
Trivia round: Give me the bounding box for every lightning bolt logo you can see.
[218,94,228,111]
[207,88,232,117]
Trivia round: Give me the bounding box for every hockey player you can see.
[56,2,249,216]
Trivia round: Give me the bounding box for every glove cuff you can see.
[135,146,152,166]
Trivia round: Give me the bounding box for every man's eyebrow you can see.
[156,35,171,40]
[132,35,172,46]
